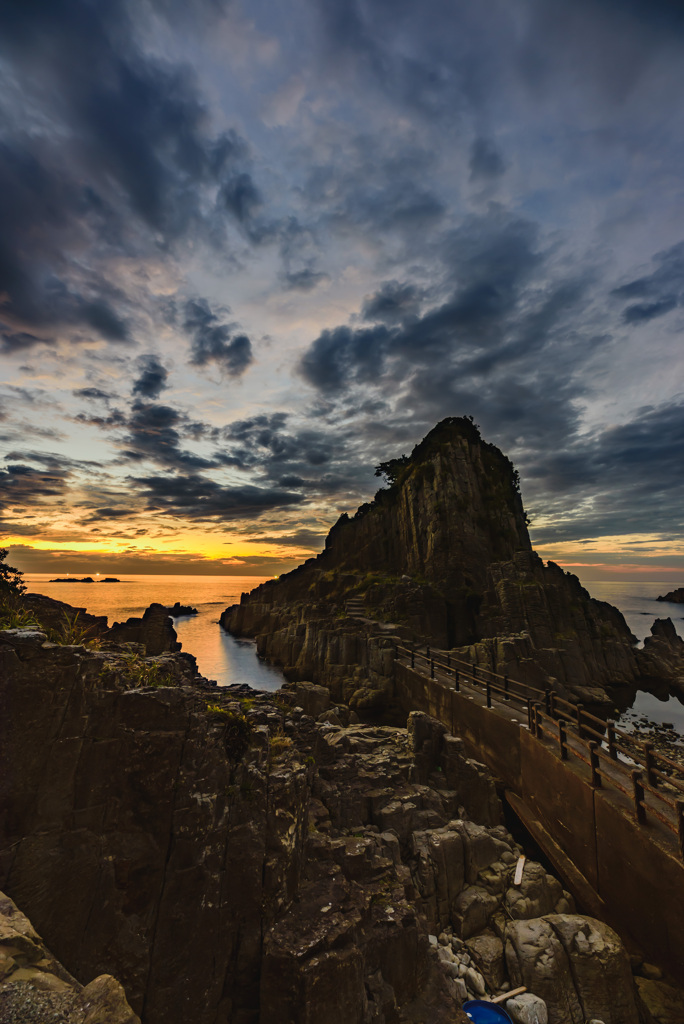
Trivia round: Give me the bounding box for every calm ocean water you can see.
[24,573,285,692]
[24,573,684,730]
[577,579,684,733]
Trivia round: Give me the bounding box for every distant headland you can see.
[657,588,684,604]
[48,576,121,583]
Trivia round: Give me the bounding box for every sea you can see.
[24,573,285,693]
[23,573,684,732]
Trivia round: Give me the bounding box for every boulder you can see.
[504,861,564,920]
[549,915,639,1024]
[505,917,582,1024]
[288,681,331,717]
[505,915,639,1024]
[506,993,549,1024]
[83,975,140,1024]
[452,886,499,939]
[635,976,684,1024]
[466,932,505,990]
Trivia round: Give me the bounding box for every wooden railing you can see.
[393,642,684,859]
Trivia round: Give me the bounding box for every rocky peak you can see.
[223,419,664,705]
[322,417,531,593]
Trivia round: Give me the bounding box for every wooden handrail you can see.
[393,640,684,856]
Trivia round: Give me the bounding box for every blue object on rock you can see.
[462,999,513,1022]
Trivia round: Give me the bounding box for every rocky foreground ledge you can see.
[1,628,681,1023]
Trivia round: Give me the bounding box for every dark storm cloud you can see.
[299,324,392,393]
[121,400,215,469]
[217,412,373,500]
[80,507,134,524]
[219,173,263,229]
[184,299,254,376]
[224,414,336,474]
[277,217,329,292]
[131,473,305,521]
[361,281,424,324]
[308,0,499,120]
[525,401,684,542]
[299,209,546,393]
[302,131,447,253]
[612,242,684,324]
[282,268,329,291]
[73,387,115,401]
[132,355,169,399]
[248,528,325,548]
[0,461,71,511]
[0,0,258,350]
[469,138,507,181]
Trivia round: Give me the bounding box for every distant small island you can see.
[49,577,121,583]
[657,588,684,603]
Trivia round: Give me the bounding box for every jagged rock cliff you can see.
[1,626,656,1024]
[223,417,677,711]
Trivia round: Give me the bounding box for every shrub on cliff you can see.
[0,548,25,597]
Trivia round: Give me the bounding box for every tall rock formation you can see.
[222,417,681,711]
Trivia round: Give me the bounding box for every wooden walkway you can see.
[393,642,684,861]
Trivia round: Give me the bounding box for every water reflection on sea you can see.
[578,579,684,736]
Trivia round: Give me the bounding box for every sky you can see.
[1,0,684,581]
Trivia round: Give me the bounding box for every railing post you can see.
[533,702,542,739]
[588,741,601,788]
[643,742,658,789]
[557,719,567,760]
[544,688,551,716]
[549,690,556,718]
[454,669,460,692]
[411,646,415,669]
[504,674,509,700]
[430,658,435,680]
[486,680,492,708]
[527,702,533,731]
[606,720,617,760]
[631,770,646,824]
[426,645,430,662]
[677,800,684,861]
[575,703,584,739]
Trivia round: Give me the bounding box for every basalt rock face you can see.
[0,629,476,1023]
[222,418,662,709]
[1,631,647,1023]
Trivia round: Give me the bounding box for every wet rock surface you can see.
[2,628,672,1023]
